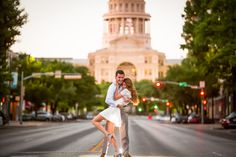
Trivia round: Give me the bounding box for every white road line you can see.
[212,152,223,156]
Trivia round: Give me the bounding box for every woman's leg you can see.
[106,121,119,154]
[91,114,109,136]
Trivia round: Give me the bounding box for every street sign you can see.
[179,82,188,87]
[199,81,205,88]
[64,74,81,80]
[55,70,61,78]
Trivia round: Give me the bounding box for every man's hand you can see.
[117,104,123,109]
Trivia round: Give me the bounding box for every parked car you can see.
[154,114,171,122]
[85,112,94,120]
[22,113,35,121]
[187,112,200,123]
[52,113,65,121]
[220,112,236,129]
[60,112,75,120]
[36,111,52,121]
[171,113,188,123]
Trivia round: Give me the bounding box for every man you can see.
[100,69,132,157]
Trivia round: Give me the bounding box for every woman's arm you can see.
[114,86,123,100]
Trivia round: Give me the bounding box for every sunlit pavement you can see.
[8,152,177,157]
[2,120,236,135]
[79,155,176,157]
[0,120,81,128]
[1,118,236,157]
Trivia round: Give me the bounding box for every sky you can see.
[12,0,187,59]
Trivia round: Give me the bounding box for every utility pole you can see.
[155,80,206,124]
[19,71,24,124]
[199,81,206,124]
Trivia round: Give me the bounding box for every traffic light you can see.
[179,82,188,87]
[155,81,162,88]
[166,101,170,107]
[141,97,147,103]
[138,107,142,112]
[200,89,205,97]
[1,97,5,103]
[202,99,207,105]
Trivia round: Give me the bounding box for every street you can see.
[0,116,236,157]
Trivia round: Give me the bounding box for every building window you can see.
[145,69,152,76]
[131,3,134,12]
[144,56,152,64]
[141,4,144,12]
[101,56,109,64]
[101,69,109,76]
[110,4,113,11]
[158,59,164,66]
[125,3,128,12]
[89,59,94,66]
[119,3,122,11]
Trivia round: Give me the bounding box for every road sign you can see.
[64,74,81,80]
[199,81,205,88]
[55,70,61,78]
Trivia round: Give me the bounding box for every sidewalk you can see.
[182,123,222,129]
[0,120,60,128]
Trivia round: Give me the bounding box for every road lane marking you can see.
[88,138,104,152]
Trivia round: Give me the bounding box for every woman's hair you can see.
[124,78,138,104]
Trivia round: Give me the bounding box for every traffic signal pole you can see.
[19,71,81,124]
[155,80,206,124]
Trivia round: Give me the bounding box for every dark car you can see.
[220,112,236,129]
[0,111,9,125]
[187,112,200,123]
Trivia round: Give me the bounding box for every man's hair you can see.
[116,69,125,76]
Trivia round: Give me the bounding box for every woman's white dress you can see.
[99,88,131,127]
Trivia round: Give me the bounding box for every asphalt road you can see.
[0,116,236,157]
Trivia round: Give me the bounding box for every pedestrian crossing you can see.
[9,154,176,157]
[7,151,177,157]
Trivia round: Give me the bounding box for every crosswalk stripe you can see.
[9,154,176,157]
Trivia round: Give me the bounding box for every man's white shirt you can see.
[105,81,122,107]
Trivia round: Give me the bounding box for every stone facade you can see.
[88,0,166,83]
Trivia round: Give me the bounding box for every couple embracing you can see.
[92,70,138,157]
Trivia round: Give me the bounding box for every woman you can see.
[91,78,138,157]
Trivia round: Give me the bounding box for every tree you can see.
[181,0,236,111]
[0,0,27,100]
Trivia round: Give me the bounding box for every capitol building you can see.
[88,0,167,83]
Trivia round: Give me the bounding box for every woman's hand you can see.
[123,97,131,103]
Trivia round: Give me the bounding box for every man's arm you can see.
[105,83,117,107]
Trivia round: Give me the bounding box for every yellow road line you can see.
[89,138,104,152]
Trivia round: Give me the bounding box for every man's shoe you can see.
[124,153,132,157]
[114,154,122,157]
[100,153,105,157]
